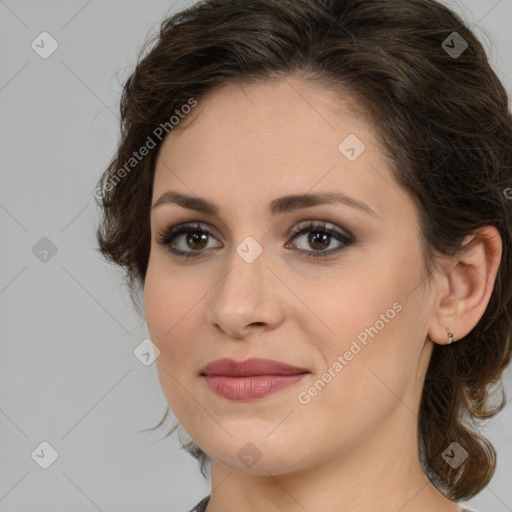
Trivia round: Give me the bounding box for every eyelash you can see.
[156,220,355,260]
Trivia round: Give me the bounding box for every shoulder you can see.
[187,495,210,512]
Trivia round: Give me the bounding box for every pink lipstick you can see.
[201,357,310,401]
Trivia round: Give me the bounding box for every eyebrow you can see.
[152,190,378,218]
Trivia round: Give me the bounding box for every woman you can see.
[95,0,512,511]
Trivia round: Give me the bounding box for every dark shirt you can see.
[189,495,210,512]
[188,495,479,512]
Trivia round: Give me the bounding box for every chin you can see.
[205,436,316,476]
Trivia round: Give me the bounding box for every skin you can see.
[143,76,502,512]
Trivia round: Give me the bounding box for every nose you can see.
[206,248,285,339]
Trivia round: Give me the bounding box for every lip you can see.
[200,358,310,401]
[200,357,309,377]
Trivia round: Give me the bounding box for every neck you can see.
[206,401,461,512]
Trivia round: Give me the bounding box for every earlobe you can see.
[427,225,502,346]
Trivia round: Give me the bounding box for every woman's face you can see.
[144,77,438,474]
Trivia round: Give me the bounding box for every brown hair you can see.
[95,0,512,501]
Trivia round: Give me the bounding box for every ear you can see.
[427,225,502,345]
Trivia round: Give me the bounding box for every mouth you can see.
[200,358,310,401]
[200,357,309,377]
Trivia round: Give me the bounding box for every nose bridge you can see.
[207,240,282,336]
[214,244,266,312]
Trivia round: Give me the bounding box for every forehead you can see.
[168,77,374,148]
[152,77,404,221]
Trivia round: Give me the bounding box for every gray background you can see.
[1,1,511,511]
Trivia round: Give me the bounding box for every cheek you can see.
[143,264,200,418]
[306,263,415,401]
[144,251,189,338]
[143,263,169,343]
[144,260,183,362]
[143,259,203,375]
[297,306,414,449]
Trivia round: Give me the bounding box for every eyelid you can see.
[289,219,353,239]
[155,218,352,243]
[156,213,354,237]
[156,218,355,261]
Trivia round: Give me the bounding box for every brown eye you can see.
[157,223,221,258]
[286,220,354,259]
[157,220,354,260]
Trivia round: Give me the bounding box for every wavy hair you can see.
[95,0,512,500]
